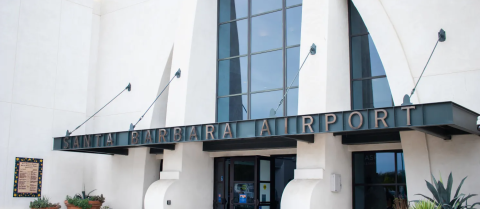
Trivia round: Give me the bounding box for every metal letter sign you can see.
[53,102,480,153]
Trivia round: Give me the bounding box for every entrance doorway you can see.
[214,155,296,209]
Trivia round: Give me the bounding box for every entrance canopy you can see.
[53,102,480,155]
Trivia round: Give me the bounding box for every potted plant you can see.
[64,187,105,209]
[30,197,61,209]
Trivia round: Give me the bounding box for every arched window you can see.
[349,1,393,110]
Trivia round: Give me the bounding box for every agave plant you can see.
[416,172,480,209]
[410,199,440,209]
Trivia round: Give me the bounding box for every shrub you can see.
[29,197,61,208]
[66,195,91,209]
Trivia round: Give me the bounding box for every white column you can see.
[282,133,352,209]
[400,131,432,201]
[144,142,213,209]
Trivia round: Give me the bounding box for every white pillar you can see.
[400,131,432,201]
[144,142,213,209]
[282,133,352,209]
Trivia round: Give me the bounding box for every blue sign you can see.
[239,194,247,203]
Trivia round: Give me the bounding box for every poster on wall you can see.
[12,157,43,197]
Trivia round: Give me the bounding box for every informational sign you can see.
[13,157,43,197]
[239,194,247,203]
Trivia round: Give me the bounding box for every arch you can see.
[351,0,419,105]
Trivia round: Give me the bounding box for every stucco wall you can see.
[0,0,93,208]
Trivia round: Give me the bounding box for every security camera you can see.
[477,116,480,131]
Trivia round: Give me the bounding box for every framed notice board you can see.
[13,157,43,197]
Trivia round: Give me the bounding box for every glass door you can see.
[230,157,257,209]
[214,158,227,209]
[258,156,274,209]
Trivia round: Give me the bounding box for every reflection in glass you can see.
[287,88,298,116]
[219,20,248,59]
[353,152,395,184]
[219,0,248,23]
[252,0,282,15]
[233,183,255,203]
[260,160,271,181]
[286,6,302,46]
[218,57,248,96]
[286,0,302,7]
[218,95,248,122]
[352,78,393,109]
[349,1,368,36]
[351,35,386,79]
[287,47,300,86]
[354,186,396,209]
[251,11,283,53]
[234,161,255,181]
[216,161,224,182]
[251,50,283,91]
[259,183,271,202]
[398,185,408,199]
[397,153,406,183]
[251,91,284,119]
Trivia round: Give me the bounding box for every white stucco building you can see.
[1,0,480,208]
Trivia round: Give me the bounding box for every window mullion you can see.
[283,0,287,117]
[247,0,252,120]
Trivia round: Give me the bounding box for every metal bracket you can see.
[438,29,446,42]
[175,69,181,78]
[310,43,316,55]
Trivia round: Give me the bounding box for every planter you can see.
[64,200,103,209]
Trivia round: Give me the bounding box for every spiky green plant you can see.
[416,172,480,209]
[410,199,441,209]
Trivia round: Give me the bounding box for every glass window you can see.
[349,1,392,110]
[397,153,406,183]
[218,57,248,96]
[251,91,284,119]
[349,1,368,36]
[286,0,302,7]
[351,35,386,79]
[252,0,282,15]
[251,50,283,91]
[234,160,255,181]
[353,151,407,209]
[219,20,248,59]
[287,47,300,86]
[251,11,283,53]
[352,78,393,109]
[219,0,248,23]
[218,95,248,122]
[218,0,302,121]
[287,88,298,116]
[286,6,302,46]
